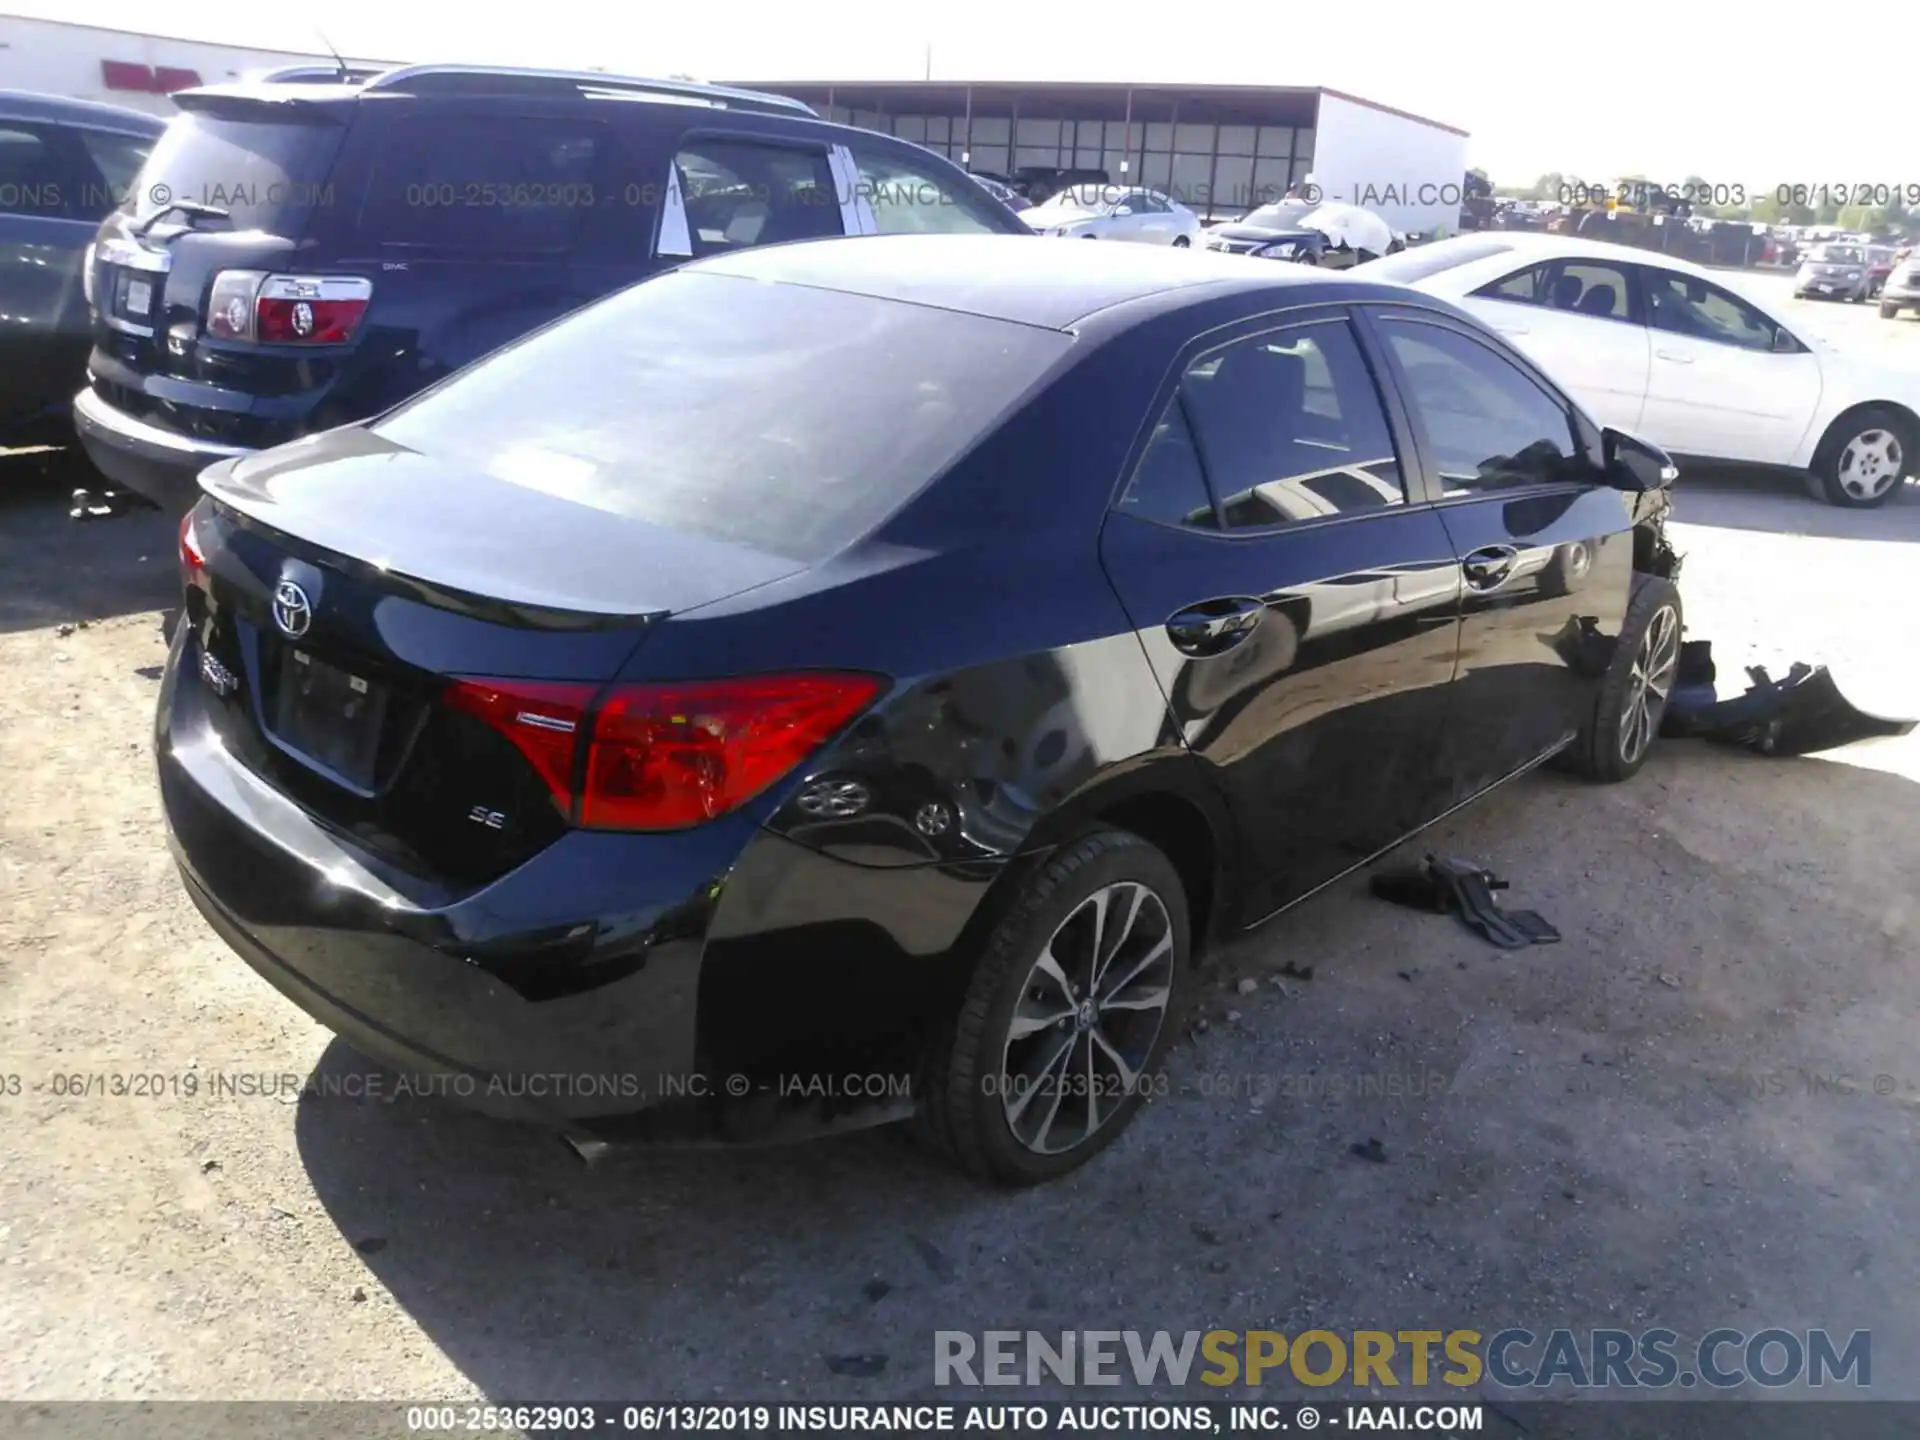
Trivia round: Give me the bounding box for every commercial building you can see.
[0,15,395,118]
[729,80,1470,233]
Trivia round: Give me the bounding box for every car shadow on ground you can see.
[0,449,179,635]
[1671,463,1920,542]
[288,743,1920,1403]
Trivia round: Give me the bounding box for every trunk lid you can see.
[186,428,805,885]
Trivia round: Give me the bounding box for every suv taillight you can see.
[205,271,372,344]
[179,510,208,592]
[442,673,884,831]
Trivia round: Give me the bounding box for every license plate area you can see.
[269,646,391,793]
[110,267,154,324]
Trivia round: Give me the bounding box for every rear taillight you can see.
[442,679,596,811]
[443,673,883,831]
[205,270,371,344]
[179,510,208,592]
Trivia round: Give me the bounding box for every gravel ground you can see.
[3,313,1919,1413]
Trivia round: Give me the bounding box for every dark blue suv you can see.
[73,64,1027,511]
[0,92,163,447]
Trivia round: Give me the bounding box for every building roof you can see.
[723,79,1467,136]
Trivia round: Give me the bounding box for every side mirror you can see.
[1602,427,1678,492]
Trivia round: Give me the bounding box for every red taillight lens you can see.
[257,295,369,343]
[179,509,208,591]
[583,674,883,830]
[205,271,371,345]
[443,679,597,814]
[443,672,883,830]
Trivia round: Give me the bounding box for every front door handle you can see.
[1653,349,1695,365]
[1166,596,1266,656]
[1495,324,1530,336]
[1461,544,1519,592]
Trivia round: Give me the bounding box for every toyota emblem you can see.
[272,580,312,638]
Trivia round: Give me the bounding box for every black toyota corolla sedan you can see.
[159,234,1682,1186]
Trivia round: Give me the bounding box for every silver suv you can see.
[1879,250,1920,319]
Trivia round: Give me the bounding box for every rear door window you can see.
[1179,318,1407,528]
[370,270,1073,563]
[673,138,841,257]
[358,115,603,253]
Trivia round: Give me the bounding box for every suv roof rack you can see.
[360,64,815,116]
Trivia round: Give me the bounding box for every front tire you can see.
[916,828,1190,1187]
[1881,301,1900,319]
[1568,575,1682,784]
[1811,405,1913,507]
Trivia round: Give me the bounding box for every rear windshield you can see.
[1358,237,1514,283]
[371,271,1074,563]
[1809,244,1863,264]
[131,111,343,234]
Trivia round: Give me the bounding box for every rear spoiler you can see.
[171,85,359,122]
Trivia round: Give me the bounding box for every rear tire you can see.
[1171,235,1190,248]
[1811,405,1914,508]
[1882,301,1900,319]
[1568,575,1682,785]
[915,828,1190,1187]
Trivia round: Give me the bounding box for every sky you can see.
[11,0,1890,190]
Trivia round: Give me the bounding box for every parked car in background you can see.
[159,234,1680,1185]
[72,64,1027,514]
[971,173,1031,212]
[1865,245,1895,296]
[1204,199,1401,267]
[1879,251,1920,319]
[1021,185,1202,245]
[0,92,162,447]
[1369,233,1920,506]
[1794,242,1874,301]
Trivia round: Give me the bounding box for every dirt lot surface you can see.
[3,320,1919,1415]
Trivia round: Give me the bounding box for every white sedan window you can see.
[1644,271,1778,352]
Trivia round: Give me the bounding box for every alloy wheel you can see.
[1620,603,1680,766]
[1836,429,1904,501]
[998,881,1174,1156]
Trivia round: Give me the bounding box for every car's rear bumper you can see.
[157,625,991,1140]
[72,386,254,512]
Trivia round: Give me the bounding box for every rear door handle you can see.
[1166,596,1266,656]
[1461,544,1519,592]
[1653,349,1695,365]
[1494,324,1530,336]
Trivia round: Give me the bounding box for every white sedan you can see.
[1021,186,1203,247]
[1364,233,1916,507]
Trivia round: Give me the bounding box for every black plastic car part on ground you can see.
[159,235,1681,1185]
[0,92,163,446]
[70,64,1029,514]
